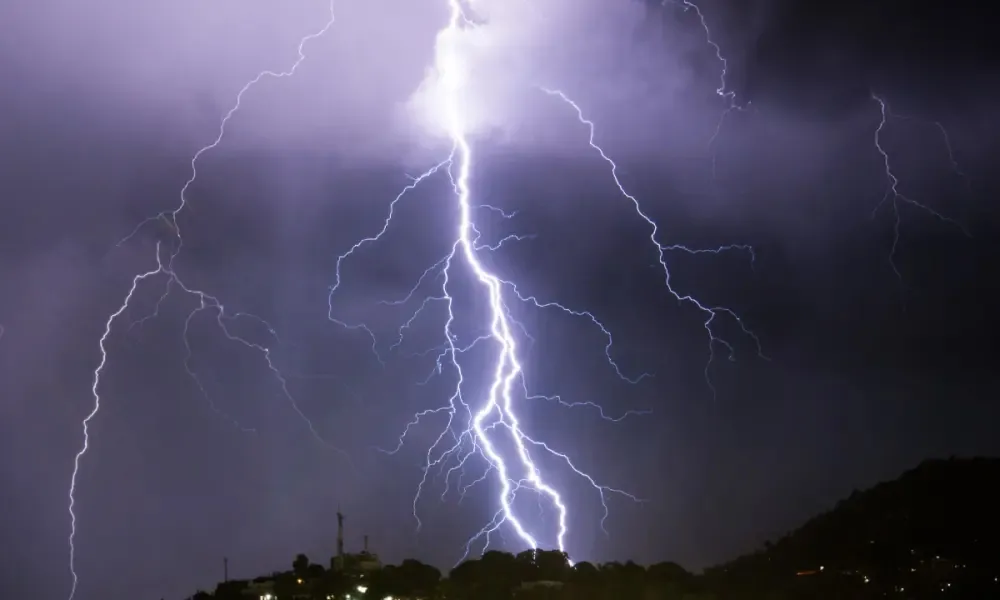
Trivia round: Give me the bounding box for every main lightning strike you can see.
[436,10,629,553]
[329,0,650,561]
[329,0,764,564]
[66,3,338,599]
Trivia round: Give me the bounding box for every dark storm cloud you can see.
[745,0,999,115]
[1,1,998,599]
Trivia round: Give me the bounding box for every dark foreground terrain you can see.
[189,457,1000,599]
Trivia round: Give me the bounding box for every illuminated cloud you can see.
[5,0,714,160]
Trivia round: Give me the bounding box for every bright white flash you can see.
[329,0,762,563]
[332,0,632,559]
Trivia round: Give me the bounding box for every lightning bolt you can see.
[665,0,749,178]
[66,3,338,599]
[869,92,972,285]
[670,1,973,291]
[542,89,764,398]
[667,3,976,296]
[330,0,761,564]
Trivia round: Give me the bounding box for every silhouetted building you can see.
[330,510,382,575]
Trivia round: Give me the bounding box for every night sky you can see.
[1,0,998,598]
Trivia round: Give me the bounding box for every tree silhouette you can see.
[313,568,349,600]
[292,553,310,577]
[534,550,572,582]
[183,458,1000,600]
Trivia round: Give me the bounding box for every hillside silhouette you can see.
[187,457,1000,599]
[707,457,1000,598]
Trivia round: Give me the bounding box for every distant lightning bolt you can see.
[673,0,973,289]
[667,2,973,291]
[66,3,338,599]
[869,92,971,284]
[67,259,162,600]
[665,0,749,178]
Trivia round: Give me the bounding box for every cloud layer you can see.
[3,0,726,162]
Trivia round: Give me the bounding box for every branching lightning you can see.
[665,0,750,177]
[330,0,644,562]
[869,92,972,283]
[328,0,762,564]
[68,0,770,588]
[66,3,339,599]
[541,88,766,399]
[670,1,974,292]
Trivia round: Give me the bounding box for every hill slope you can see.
[707,457,1000,597]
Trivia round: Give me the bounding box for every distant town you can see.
[186,458,1000,600]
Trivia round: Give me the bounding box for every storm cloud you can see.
[2,0,773,162]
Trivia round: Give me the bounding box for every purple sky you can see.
[1,1,998,599]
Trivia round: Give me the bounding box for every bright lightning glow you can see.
[331,0,642,561]
[328,0,762,564]
[65,4,338,599]
[869,92,971,284]
[439,1,577,551]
